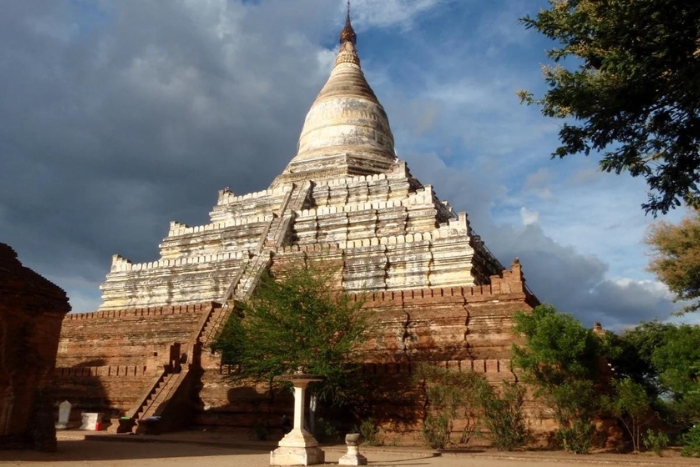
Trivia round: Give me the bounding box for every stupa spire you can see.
[340,1,357,45]
[336,1,360,67]
[273,1,395,185]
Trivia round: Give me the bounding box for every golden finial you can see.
[340,0,357,45]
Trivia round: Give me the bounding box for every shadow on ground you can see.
[0,439,264,463]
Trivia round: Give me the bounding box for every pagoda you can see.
[55,10,539,439]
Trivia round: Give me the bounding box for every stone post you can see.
[339,433,367,465]
[270,374,324,466]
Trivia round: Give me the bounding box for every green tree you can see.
[518,1,700,214]
[649,324,700,426]
[602,377,654,453]
[512,305,603,453]
[614,321,700,447]
[212,261,373,406]
[606,321,670,390]
[646,210,700,313]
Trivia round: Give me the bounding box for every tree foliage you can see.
[646,210,700,313]
[212,261,373,406]
[602,377,654,453]
[649,324,700,426]
[519,0,700,214]
[512,305,604,453]
[512,305,601,385]
[614,321,700,428]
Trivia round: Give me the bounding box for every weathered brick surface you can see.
[0,243,70,451]
[54,303,216,417]
[193,261,541,440]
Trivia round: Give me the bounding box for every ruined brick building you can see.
[1,243,71,450]
[54,15,540,439]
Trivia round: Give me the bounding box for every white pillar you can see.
[270,377,324,466]
[293,385,305,431]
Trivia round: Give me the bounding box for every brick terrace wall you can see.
[195,261,541,440]
[54,302,216,417]
[355,259,538,362]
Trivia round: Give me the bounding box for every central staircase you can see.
[116,181,311,433]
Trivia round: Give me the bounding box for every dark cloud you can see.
[0,0,338,307]
[405,153,675,330]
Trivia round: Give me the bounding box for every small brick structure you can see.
[0,243,71,451]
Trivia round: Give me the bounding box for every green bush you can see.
[422,413,450,449]
[359,418,381,446]
[555,419,595,454]
[642,429,668,456]
[414,364,483,449]
[313,418,340,443]
[682,425,700,457]
[477,381,530,451]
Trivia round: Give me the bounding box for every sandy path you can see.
[0,439,686,467]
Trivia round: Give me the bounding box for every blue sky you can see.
[0,0,690,328]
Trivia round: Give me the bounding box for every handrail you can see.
[141,367,189,420]
[190,303,221,344]
[220,262,248,309]
[219,183,296,306]
[126,367,167,420]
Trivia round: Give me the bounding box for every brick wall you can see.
[0,243,70,451]
[194,261,541,440]
[54,303,216,417]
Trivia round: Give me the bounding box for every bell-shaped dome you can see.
[274,16,396,185]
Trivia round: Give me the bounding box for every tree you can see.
[607,321,670,384]
[646,210,700,313]
[602,377,654,453]
[212,261,373,406]
[648,323,700,426]
[615,321,700,428]
[518,1,700,214]
[512,305,604,453]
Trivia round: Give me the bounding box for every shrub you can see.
[251,419,269,441]
[642,429,668,456]
[555,419,595,454]
[422,413,450,449]
[477,381,530,451]
[313,417,340,443]
[414,364,483,449]
[682,425,700,457]
[359,418,381,446]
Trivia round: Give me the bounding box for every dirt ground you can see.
[1,437,698,467]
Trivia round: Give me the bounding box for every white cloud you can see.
[402,152,677,330]
[349,0,444,29]
[520,207,540,226]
